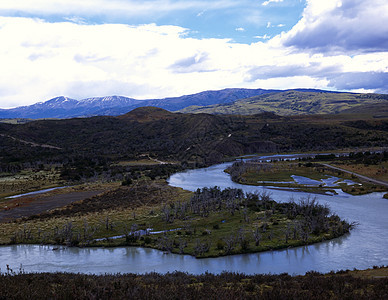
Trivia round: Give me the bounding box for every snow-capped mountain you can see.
[77,96,140,108]
[0,88,278,119]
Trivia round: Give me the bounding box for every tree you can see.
[253,227,261,246]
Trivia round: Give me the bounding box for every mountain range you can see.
[1,88,387,119]
[0,88,277,119]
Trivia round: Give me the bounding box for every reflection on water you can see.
[6,186,69,199]
[1,158,388,275]
[290,175,357,187]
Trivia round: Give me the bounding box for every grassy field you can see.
[0,180,188,243]
[113,158,177,166]
[227,160,388,195]
[331,161,388,182]
[114,159,163,166]
[0,169,63,199]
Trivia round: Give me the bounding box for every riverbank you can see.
[226,159,388,196]
[0,180,353,259]
[1,266,387,299]
[1,160,388,275]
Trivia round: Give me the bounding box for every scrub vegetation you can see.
[0,110,385,254]
[1,182,354,258]
[1,108,387,296]
[1,267,387,299]
[1,107,387,173]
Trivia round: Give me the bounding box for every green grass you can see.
[1,183,350,258]
[230,161,388,195]
[233,162,349,194]
[113,159,163,166]
[59,206,342,258]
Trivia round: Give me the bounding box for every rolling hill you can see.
[179,90,388,116]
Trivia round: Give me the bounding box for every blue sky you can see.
[0,0,387,108]
[0,0,305,43]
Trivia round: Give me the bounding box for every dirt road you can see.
[321,163,388,188]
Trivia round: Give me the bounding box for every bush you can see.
[217,240,226,250]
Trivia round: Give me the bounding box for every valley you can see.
[1,0,387,296]
[0,105,387,295]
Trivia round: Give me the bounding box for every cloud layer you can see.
[0,0,387,108]
[0,0,236,17]
[281,0,388,53]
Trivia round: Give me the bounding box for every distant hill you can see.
[0,88,277,119]
[1,107,387,167]
[2,88,387,119]
[0,96,139,119]
[118,107,176,123]
[179,90,388,116]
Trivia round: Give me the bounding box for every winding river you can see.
[1,157,388,275]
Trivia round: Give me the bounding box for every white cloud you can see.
[267,22,286,28]
[63,16,87,24]
[255,34,271,39]
[281,0,388,52]
[235,27,245,32]
[262,0,284,6]
[0,1,387,109]
[0,0,238,18]
[196,10,205,17]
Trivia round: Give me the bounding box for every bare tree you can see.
[194,239,211,256]
[253,227,261,246]
[223,234,236,254]
[178,239,187,254]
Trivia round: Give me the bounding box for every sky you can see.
[0,0,387,108]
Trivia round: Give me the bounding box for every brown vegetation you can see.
[29,180,182,220]
[0,268,387,299]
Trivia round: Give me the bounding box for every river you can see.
[1,157,387,275]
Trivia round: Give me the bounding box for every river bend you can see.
[1,158,387,275]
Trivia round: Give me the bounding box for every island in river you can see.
[1,178,353,258]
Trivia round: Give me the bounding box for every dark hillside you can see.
[0,109,387,170]
[118,107,176,123]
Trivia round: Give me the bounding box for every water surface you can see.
[1,158,387,275]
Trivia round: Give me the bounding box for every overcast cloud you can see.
[0,0,387,108]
